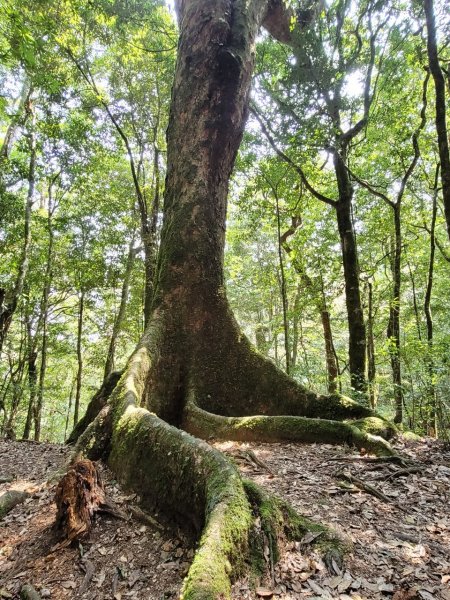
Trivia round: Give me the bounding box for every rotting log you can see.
[0,489,30,519]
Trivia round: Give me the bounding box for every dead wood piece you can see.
[336,471,391,503]
[128,504,164,531]
[376,466,423,481]
[327,455,408,466]
[20,584,41,600]
[0,474,14,483]
[54,459,105,544]
[0,489,30,519]
[245,449,275,475]
[79,559,96,595]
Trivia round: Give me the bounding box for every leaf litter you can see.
[1,437,449,599]
[218,437,450,600]
[0,440,193,599]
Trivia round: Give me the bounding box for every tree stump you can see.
[54,459,105,544]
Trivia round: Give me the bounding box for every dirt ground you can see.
[1,437,449,600]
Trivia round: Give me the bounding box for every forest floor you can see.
[0,437,449,600]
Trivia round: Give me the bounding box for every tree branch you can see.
[251,106,337,207]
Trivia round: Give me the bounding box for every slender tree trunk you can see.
[73,291,85,427]
[387,206,403,424]
[104,239,136,379]
[407,261,422,341]
[33,200,54,441]
[334,181,366,394]
[424,0,450,240]
[280,219,338,392]
[64,376,76,442]
[275,191,290,373]
[291,283,302,368]
[367,281,377,409]
[22,305,37,440]
[424,166,439,436]
[0,107,36,356]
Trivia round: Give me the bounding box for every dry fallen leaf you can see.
[255,587,273,597]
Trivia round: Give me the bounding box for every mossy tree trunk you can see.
[68,2,397,598]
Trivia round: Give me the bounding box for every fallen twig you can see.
[327,455,409,466]
[78,559,95,595]
[128,504,164,531]
[242,449,275,476]
[336,471,391,503]
[375,466,423,481]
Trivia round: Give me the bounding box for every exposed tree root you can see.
[183,398,394,457]
[65,347,352,599]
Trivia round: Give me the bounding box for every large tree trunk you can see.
[67,2,397,597]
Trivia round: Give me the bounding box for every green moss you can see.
[184,401,395,457]
[243,480,348,572]
[402,430,422,441]
[349,416,398,439]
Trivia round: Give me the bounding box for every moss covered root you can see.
[243,480,349,570]
[183,400,395,457]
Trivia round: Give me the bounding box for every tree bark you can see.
[424,165,439,436]
[334,186,366,395]
[387,206,403,424]
[423,0,450,241]
[367,281,377,409]
[33,199,54,441]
